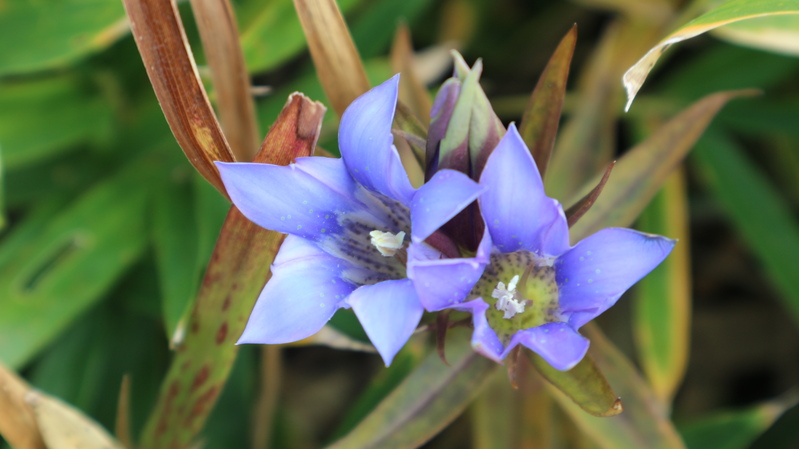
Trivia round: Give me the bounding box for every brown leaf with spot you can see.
[293,0,370,116]
[190,0,260,161]
[519,24,577,179]
[139,94,326,449]
[123,0,235,195]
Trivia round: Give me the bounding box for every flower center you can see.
[369,230,406,257]
[470,251,561,340]
[491,274,526,319]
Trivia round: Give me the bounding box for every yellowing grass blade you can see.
[623,0,799,111]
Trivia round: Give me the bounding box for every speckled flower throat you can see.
[470,251,561,340]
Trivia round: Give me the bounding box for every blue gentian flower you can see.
[215,76,484,365]
[411,124,676,371]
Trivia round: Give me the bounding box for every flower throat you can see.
[469,251,561,340]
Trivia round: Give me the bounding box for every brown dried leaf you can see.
[123,0,235,195]
[0,364,46,449]
[190,0,260,161]
[28,391,126,449]
[293,0,370,116]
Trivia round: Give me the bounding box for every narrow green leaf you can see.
[569,89,753,242]
[329,344,425,441]
[470,370,519,449]
[623,0,799,109]
[0,156,154,368]
[551,325,686,449]
[691,129,799,324]
[518,24,576,179]
[326,330,498,449]
[0,76,113,170]
[679,392,799,449]
[529,352,622,418]
[151,170,204,344]
[0,0,127,75]
[0,147,5,232]
[634,170,691,406]
[351,0,431,59]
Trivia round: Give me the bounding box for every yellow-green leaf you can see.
[633,170,691,407]
[529,352,622,418]
[713,13,799,55]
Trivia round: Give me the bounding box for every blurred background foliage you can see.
[1,0,799,448]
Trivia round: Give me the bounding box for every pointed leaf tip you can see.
[519,24,577,179]
[566,161,615,228]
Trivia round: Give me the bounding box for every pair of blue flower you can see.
[216,76,675,371]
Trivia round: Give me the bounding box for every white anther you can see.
[491,275,526,319]
[369,230,406,257]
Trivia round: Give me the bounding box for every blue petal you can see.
[556,228,676,328]
[449,298,506,363]
[347,279,424,366]
[509,322,589,371]
[408,226,491,311]
[410,169,484,242]
[216,159,362,241]
[238,236,356,344]
[478,124,570,256]
[339,75,415,204]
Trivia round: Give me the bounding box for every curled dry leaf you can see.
[123,0,235,195]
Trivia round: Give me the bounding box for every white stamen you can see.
[491,275,526,319]
[369,230,406,257]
